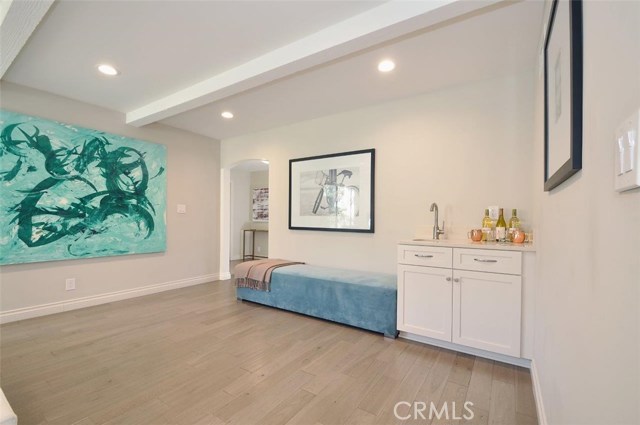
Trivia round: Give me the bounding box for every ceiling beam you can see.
[126,0,501,127]
[0,0,54,78]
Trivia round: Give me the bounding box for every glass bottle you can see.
[481,209,493,241]
[495,208,507,242]
[508,209,521,242]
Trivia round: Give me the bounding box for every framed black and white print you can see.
[289,149,374,233]
[252,188,269,222]
[544,0,583,191]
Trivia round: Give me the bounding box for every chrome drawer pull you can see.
[414,254,434,258]
[474,258,498,263]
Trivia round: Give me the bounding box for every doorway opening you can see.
[220,159,269,278]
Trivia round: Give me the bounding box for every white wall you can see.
[0,82,221,316]
[531,2,640,424]
[230,168,251,260]
[221,72,535,273]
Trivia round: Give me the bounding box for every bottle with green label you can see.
[508,209,521,242]
[481,209,493,241]
[495,208,507,242]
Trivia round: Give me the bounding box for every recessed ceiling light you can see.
[377,59,395,73]
[221,111,234,119]
[97,64,119,76]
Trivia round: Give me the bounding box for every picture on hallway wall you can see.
[289,149,374,233]
[252,187,269,222]
[0,109,167,265]
[543,0,583,191]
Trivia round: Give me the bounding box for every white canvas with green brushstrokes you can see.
[0,110,167,265]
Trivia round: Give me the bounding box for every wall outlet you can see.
[65,278,76,291]
[177,204,187,214]
[256,246,261,253]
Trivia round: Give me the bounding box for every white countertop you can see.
[399,239,536,252]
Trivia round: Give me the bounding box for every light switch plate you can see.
[614,109,640,192]
[177,204,187,214]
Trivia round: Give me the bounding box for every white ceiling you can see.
[2,0,544,141]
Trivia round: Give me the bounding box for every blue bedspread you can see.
[236,264,398,338]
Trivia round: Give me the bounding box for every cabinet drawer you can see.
[398,245,452,268]
[453,248,522,275]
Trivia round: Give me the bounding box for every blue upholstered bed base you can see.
[236,264,398,338]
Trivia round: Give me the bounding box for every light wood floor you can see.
[0,273,538,425]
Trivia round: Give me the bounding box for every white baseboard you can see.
[0,273,225,324]
[399,331,532,368]
[220,272,232,280]
[530,359,548,425]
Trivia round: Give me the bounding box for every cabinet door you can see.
[397,264,452,341]
[452,270,521,356]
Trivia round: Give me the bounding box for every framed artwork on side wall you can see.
[544,0,583,191]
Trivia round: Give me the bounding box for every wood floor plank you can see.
[0,274,536,425]
[220,370,315,425]
[316,361,388,425]
[283,371,358,425]
[515,366,538,418]
[70,418,97,425]
[413,349,457,405]
[258,388,316,425]
[431,382,468,425]
[302,339,355,376]
[516,412,539,425]
[492,362,516,384]
[466,407,490,425]
[357,374,401,416]
[373,345,438,425]
[223,327,343,397]
[448,352,476,386]
[488,380,517,425]
[344,408,378,425]
[301,371,345,395]
[466,357,495,412]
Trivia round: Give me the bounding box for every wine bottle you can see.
[495,208,507,242]
[481,209,493,241]
[508,209,521,242]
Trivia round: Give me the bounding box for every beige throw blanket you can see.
[234,259,304,292]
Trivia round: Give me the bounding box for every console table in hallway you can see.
[242,229,268,261]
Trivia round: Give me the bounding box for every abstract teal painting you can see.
[0,110,166,265]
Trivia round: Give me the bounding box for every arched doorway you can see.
[219,159,269,279]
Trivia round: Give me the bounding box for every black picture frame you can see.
[289,149,375,233]
[544,0,583,191]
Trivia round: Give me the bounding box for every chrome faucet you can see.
[430,202,445,240]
